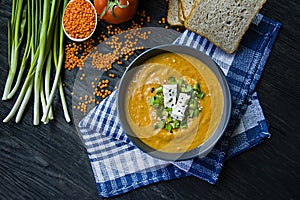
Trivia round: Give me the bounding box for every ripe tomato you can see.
[94,0,108,16]
[94,0,138,24]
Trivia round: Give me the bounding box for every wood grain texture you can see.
[0,0,299,199]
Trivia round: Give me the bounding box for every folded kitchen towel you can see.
[79,14,281,198]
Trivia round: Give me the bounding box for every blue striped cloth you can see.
[79,14,281,198]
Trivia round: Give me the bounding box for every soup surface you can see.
[125,52,223,153]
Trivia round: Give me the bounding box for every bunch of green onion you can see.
[2,0,70,125]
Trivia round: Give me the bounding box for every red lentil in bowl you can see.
[63,0,97,42]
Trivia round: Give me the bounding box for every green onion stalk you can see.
[7,0,32,99]
[42,0,70,123]
[14,0,40,123]
[2,0,25,100]
[42,0,63,123]
[52,1,71,123]
[33,0,51,125]
[44,50,54,121]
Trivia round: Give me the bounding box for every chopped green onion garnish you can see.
[192,91,196,98]
[156,95,163,103]
[194,109,200,117]
[164,107,172,112]
[180,118,188,129]
[157,110,163,118]
[185,85,192,92]
[170,120,180,129]
[152,104,160,109]
[155,86,163,93]
[168,76,176,84]
[193,83,200,91]
[189,103,196,110]
[193,99,199,106]
[159,119,166,128]
[154,124,159,129]
[150,94,163,108]
[150,96,155,106]
[178,78,184,86]
[196,91,205,99]
[162,110,169,117]
[165,124,172,132]
[181,124,188,129]
[189,110,194,118]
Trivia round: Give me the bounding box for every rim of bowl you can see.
[117,44,232,161]
[62,0,97,42]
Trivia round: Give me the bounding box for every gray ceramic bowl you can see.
[117,44,231,161]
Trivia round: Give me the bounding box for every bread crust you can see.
[167,0,184,26]
[178,1,185,22]
[180,0,198,19]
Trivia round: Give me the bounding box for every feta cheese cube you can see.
[177,93,191,106]
[170,93,191,121]
[163,84,177,108]
[171,104,187,121]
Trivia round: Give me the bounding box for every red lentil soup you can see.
[125,52,224,153]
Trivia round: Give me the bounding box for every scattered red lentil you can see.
[67,8,176,114]
[108,73,115,78]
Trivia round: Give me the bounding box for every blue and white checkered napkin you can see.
[79,14,281,198]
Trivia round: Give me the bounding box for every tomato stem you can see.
[100,0,129,19]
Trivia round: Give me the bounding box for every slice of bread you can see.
[185,0,267,53]
[178,1,185,22]
[167,0,184,26]
[180,0,198,19]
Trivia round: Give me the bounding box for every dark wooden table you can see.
[1,0,299,199]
